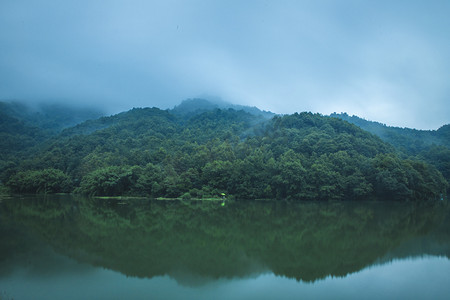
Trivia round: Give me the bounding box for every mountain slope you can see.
[0,101,105,156]
[330,113,450,184]
[0,101,106,183]
[172,98,275,119]
[4,107,447,201]
[0,101,104,134]
[330,113,449,153]
[0,108,49,160]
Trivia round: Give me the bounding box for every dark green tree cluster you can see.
[0,107,49,161]
[331,113,450,189]
[3,105,447,201]
[0,101,104,186]
[7,168,72,193]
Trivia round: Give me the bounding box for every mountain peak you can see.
[172,98,274,119]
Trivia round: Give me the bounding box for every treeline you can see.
[3,105,447,201]
[0,101,104,178]
[331,113,450,185]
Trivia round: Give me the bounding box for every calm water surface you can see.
[1,196,449,299]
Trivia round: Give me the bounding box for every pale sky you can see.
[1,0,449,129]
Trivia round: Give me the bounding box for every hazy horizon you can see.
[1,0,449,130]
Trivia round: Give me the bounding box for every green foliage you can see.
[2,103,448,201]
[0,108,49,162]
[331,113,450,188]
[7,168,72,193]
[0,101,104,183]
[172,98,275,119]
[76,166,140,196]
[0,184,10,195]
[418,145,450,181]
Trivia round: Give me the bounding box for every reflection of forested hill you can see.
[381,206,450,261]
[1,196,447,283]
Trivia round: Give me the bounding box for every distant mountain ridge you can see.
[56,98,273,137]
[330,113,450,184]
[0,101,104,134]
[0,100,105,175]
[330,113,449,153]
[172,98,275,119]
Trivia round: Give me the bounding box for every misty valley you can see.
[1,99,450,299]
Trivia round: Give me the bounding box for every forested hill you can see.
[330,113,450,183]
[0,101,104,169]
[330,113,449,152]
[3,105,447,201]
[171,98,275,119]
[0,101,104,134]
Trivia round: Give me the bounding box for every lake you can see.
[1,195,449,299]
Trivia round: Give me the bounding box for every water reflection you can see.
[0,196,449,286]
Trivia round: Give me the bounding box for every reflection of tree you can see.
[1,196,448,283]
[380,209,450,261]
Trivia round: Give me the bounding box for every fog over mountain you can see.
[1,0,449,129]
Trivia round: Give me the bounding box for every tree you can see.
[7,168,72,193]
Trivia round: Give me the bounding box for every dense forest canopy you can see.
[1,99,448,201]
[331,113,450,186]
[330,113,450,152]
[0,101,105,182]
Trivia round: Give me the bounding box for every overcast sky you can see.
[1,0,449,129]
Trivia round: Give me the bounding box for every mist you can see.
[1,0,449,129]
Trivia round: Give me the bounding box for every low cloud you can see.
[1,0,449,129]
